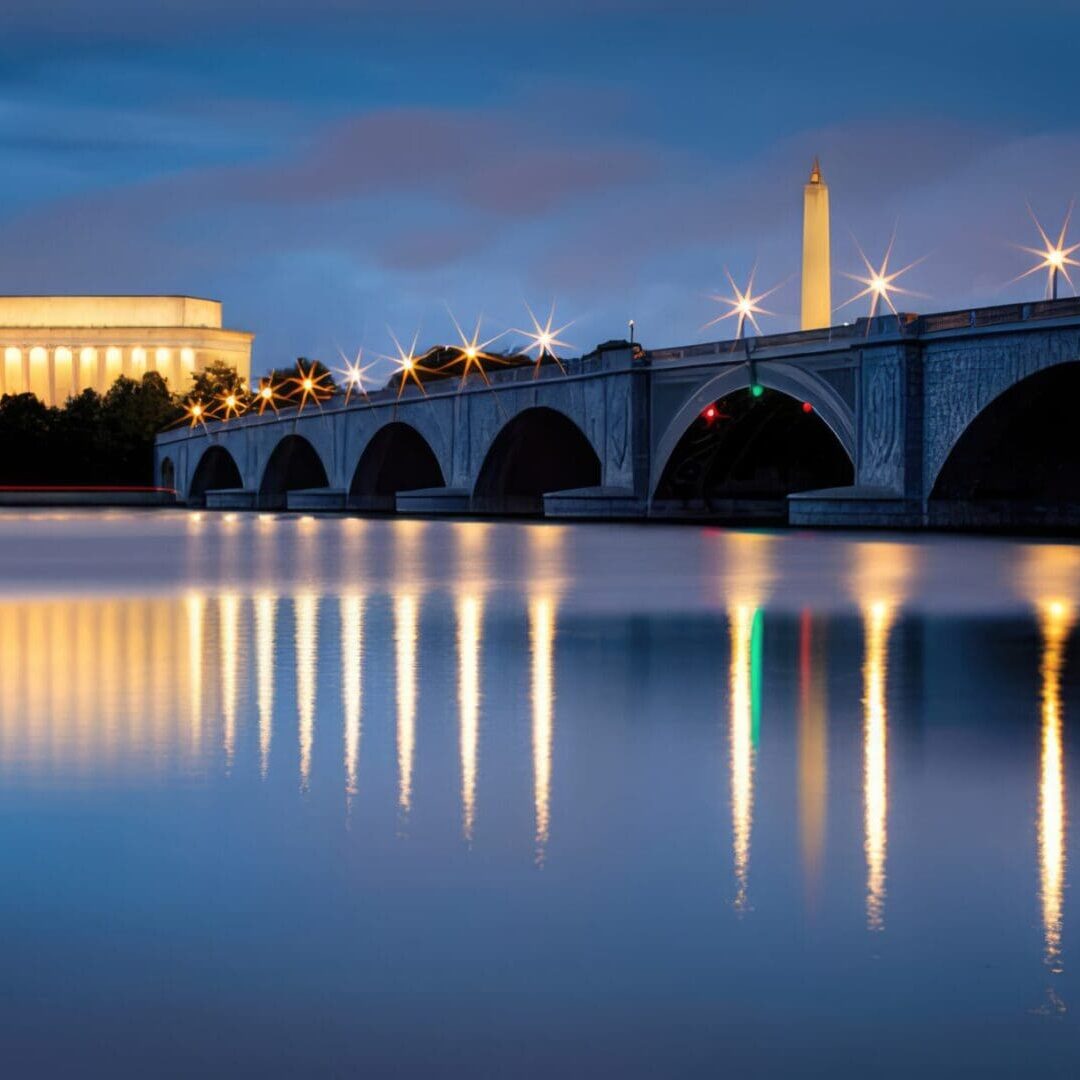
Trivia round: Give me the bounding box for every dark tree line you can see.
[0,373,183,485]
[0,359,338,485]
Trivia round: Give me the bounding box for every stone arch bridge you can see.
[155,297,1080,528]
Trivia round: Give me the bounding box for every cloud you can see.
[0,83,1077,375]
[371,223,498,272]
[0,100,664,366]
[0,0,734,40]
[0,103,660,260]
[232,108,658,217]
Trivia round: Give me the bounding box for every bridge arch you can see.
[160,456,175,492]
[652,374,854,520]
[651,363,855,502]
[930,360,1080,524]
[474,406,601,514]
[259,434,329,507]
[189,445,243,505]
[349,422,445,507]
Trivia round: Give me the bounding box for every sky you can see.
[0,0,1078,379]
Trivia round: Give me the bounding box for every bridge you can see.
[155,296,1080,529]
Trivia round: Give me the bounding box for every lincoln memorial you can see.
[0,296,252,404]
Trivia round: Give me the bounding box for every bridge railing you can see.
[645,296,1080,362]
[645,324,854,363]
[919,296,1080,334]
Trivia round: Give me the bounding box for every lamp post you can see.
[1050,250,1063,300]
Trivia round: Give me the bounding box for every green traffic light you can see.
[751,383,764,398]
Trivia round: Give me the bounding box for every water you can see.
[0,511,1078,1076]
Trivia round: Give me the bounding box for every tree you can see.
[100,372,184,483]
[0,370,192,485]
[0,394,57,483]
[55,388,107,483]
[264,357,339,398]
[185,359,248,404]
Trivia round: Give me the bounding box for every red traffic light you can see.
[703,404,718,422]
[801,401,813,414]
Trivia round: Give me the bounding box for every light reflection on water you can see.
[798,611,828,908]
[394,592,418,817]
[0,511,1078,1073]
[294,590,318,792]
[861,599,894,933]
[255,591,276,777]
[341,591,363,813]
[219,591,241,771]
[530,592,556,864]
[456,592,481,842]
[455,520,487,843]
[1039,600,1070,986]
[728,602,757,913]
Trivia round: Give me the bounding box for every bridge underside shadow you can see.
[349,423,445,511]
[473,407,601,516]
[259,435,329,510]
[930,362,1080,530]
[188,445,243,507]
[652,388,852,523]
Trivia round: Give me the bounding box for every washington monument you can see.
[801,159,831,330]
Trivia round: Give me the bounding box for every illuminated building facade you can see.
[0,296,252,405]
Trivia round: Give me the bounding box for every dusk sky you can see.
[1,1,1078,378]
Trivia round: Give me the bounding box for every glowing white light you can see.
[384,329,428,400]
[446,310,506,387]
[1014,203,1080,298]
[704,266,784,340]
[838,233,925,318]
[517,302,573,374]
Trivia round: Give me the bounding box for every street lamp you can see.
[1016,204,1078,301]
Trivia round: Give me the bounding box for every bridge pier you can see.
[287,488,347,511]
[205,488,257,510]
[347,493,397,513]
[788,486,923,528]
[395,488,472,515]
[543,486,647,519]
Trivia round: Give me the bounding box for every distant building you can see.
[0,296,253,405]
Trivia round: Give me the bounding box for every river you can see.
[0,510,1076,1076]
